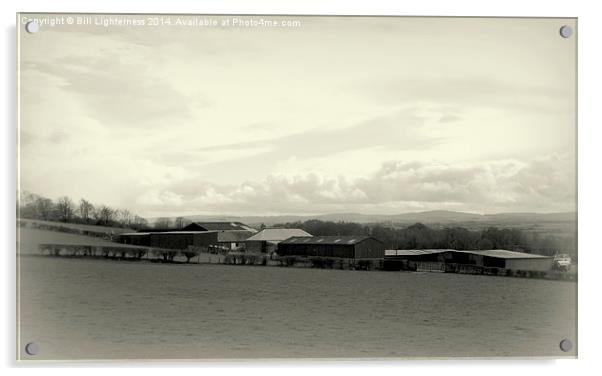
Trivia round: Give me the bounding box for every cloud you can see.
[133,155,574,216]
[358,76,570,115]
[193,107,442,161]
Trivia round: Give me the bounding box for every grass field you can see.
[17,227,139,255]
[20,219,134,234]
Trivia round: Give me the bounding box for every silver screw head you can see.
[25,342,39,355]
[559,25,573,38]
[25,21,40,34]
[559,339,573,352]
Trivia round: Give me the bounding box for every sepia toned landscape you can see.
[17,14,577,360]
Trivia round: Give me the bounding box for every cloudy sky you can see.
[18,15,576,217]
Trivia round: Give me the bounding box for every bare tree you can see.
[34,197,55,221]
[117,209,133,227]
[131,215,149,230]
[79,199,94,224]
[94,205,115,226]
[175,217,190,229]
[154,217,172,229]
[56,196,75,223]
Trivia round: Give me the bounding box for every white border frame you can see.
[3,1,600,375]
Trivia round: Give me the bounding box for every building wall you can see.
[119,234,150,247]
[246,240,266,253]
[278,239,384,259]
[354,238,385,259]
[505,258,553,272]
[387,251,552,271]
[193,232,219,247]
[149,232,218,250]
[278,243,355,258]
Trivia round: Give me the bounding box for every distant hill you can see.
[155,210,576,229]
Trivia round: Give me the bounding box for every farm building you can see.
[278,236,385,259]
[182,221,257,232]
[118,232,152,247]
[214,230,255,251]
[118,231,218,250]
[385,249,554,272]
[182,222,256,251]
[149,231,218,250]
[245,228,312,254]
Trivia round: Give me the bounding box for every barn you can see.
[182,221,257,232]
[245,228,312,254]
[148,231,218,250]
[385,249,553,272]
[182,222,256,250]
[117,231,218,250]
[278,236,385,259]
[118,232,152,247]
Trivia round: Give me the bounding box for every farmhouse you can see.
[244,228,312,254]
[278,235,385,259]
[385,249,553,272]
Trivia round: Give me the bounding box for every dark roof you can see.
[183,222,256,232]
[137,228,175,233]
[217,230,255,242]
[280,235,380,246]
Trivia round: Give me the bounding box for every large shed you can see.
[118,231,218,250]
[245,228,312,254]
[278,235,385,259]
[385,249,553,272]
[183,221,257,232]
[181,222,256,251]
[148,231,219,250]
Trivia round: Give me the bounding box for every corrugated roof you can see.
[384,249,551,259]
[280,235,376,245]
[458,249,551,259]
[217,230,255,242]
[149,231,217,235]
[246,228,312,242]
[385,249,455,256]
[184,222,257,232]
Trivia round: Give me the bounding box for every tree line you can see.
[18,191,148,229]
[274,219,576,258]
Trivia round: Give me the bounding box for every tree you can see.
[131,215,149,230]
[117,209,133,227]
[94,205,115,226]
[79,199,94,224]
[174,217,189,229]
[154,217,172,229]
[34,197,55,221]
[56,196,75,223]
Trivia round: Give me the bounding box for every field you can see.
[20,219,134,235]
[18,256,577,360]
[18,227,138,255]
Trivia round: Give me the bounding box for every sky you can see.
[18,15,577,217]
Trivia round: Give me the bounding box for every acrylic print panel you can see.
[17,14,577,360]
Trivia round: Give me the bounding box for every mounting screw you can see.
[25,342,39,355]
[25,21,40,34]
[559,339,573,352]
[559,25,573,38]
